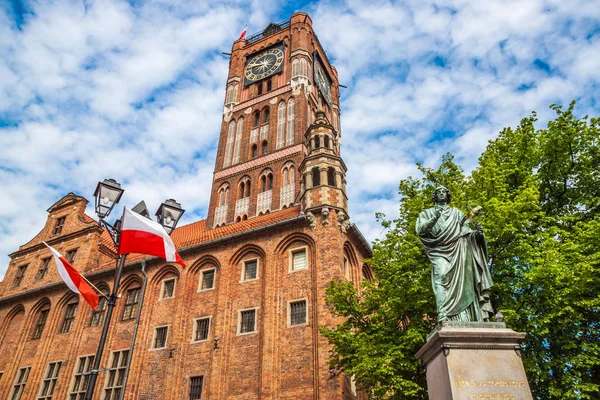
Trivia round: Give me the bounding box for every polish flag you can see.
[43,242,99,310]
[239,25,247,40]
[118,207,186,268]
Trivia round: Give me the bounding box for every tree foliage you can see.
[321,102,600,399]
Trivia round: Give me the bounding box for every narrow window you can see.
[266,79,272,91]
[283,168,289,186]
[9,366,31,400]
[251,144,258,158]
[200,269,215,291]
[261,175,266,192]
[90,297,107,327]
[291,248,307,271]
[276,101,286,149]
[289,300,307,326]
[327,167,336,186]
[314,135,321,148]
[13,264,28,288]
[257,82,263,95]
[189,376,204,400]
[52,217,65,235]
[343,256,350,280]
[262,140,268,155]
[153,326,168,349]
[36,361,62,400]
[60,302,78,334]
[161,278,176,300]
[232,117,243,164]
[312,167,321,187]
[286,98,295,146]
[239,182,245,199]
[253,112,260,128]
[33,309,49,339]
[239,309,256,334]
[36,258,51,281]
[243,259,258,281]
[194,318,211,342]
[68,355,94,399]
[223,120,236,168]
[362,265,374,281]
[65,249,78,263]
[122,288,141,321]
[103,350,129,400]
[324,135,330,149]
[267,173,273,190]
[245,182,251,197]
[263,108,270,124]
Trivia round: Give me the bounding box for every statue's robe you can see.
[416,205,494,322]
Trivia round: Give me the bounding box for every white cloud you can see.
[0,0,599,280]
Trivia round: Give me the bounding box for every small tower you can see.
[299,110,348,217]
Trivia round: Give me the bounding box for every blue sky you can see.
[1,0,599,279]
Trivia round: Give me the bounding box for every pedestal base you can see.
[415,322,533,400]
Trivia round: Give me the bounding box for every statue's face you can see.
[435,189,449,204]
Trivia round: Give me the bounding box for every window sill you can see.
[239,278,259,283]
[237,330,257,336]
[288,266,308,274]
[197,287,215,293]
[191,338,210,344]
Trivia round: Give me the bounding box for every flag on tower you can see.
[118,207,186,268]
[239,25,247,40]
[43,242,99,310]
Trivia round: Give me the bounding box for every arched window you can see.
[314,135,321,148]
[251,144,258,158]
[289,166,295,186]
[263,108,270,124]
[362,265,374,281]
[301,58,309,78]
[239,182,245,199]
[225,84,239,104]
[246,181,251,197]
[258,83,263,96]
[286,98,295,146]
[233,117,243,164]
[60,298,79,333]
[266,79,272,92]
[32,304,50,339]
[253,112,260,128]
[277,101,286,149]
[324,135,330,149]
[218,184,230,206]
[262,140,268,155]
[292,59,299,77]
[283,168,288,185]
[327,167,336,186]
[223,120,236,168]
[261,175,267,192]
[312,167,321,187]
[239,176,251,199]
[267,173,273,190]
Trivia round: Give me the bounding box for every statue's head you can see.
[432,186,452,205]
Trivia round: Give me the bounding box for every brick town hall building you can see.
[0,13,372,400]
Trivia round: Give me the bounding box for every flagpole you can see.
[79,274,110,301]
[85,207,128,400]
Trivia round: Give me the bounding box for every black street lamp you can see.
[85,179,184,400]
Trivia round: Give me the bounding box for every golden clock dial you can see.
[244,48,285,83]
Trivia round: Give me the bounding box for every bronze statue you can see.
[416,186,494,322]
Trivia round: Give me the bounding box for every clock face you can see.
[314,59,332,106]
[244,47,285,85]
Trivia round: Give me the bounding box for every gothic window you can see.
[90,294,108,327]
[263,107,270,124]
[260,173,273,192]
[233,117,243,164]
[253,112,260,128]
[266,79,272,92]
[301,58,309,78]
[33,307,50,339]
[239,177,251,199]
[225,83,239,104]
[122,287,141,321]
[327,167,336,186]
[223,120,236,168]
[312,167,321,187]
[218,184,230,206]
[257,82,263,96]
[36,361,62,400]
[35,258,51,281]
[286,98,294,146]
[52,216,65,235]
[262,140,268,155]
[239,182,246,199]
[276,101,286,149]
[251,144,258,158]
[13,264,27,288]
[324,135,330,149]
[60,300,78,333]
[362,265,374,280]
[281,165,295,186]
[292,59,299,77]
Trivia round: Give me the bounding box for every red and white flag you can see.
[118,207,186,268]
[43,242,99,310]
[238,25,247,40]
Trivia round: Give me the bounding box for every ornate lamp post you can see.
[85,179,184,400]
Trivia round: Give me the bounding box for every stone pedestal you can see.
[415,322,533,400]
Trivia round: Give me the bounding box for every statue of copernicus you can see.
[416,186,494,322]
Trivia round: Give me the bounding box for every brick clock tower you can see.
[0,12,371,400]
[208,12,347,229]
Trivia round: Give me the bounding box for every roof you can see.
[94,206,303,269]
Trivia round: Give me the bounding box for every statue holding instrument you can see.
[416,186,494,322]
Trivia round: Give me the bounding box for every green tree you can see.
[321,102,600,399]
